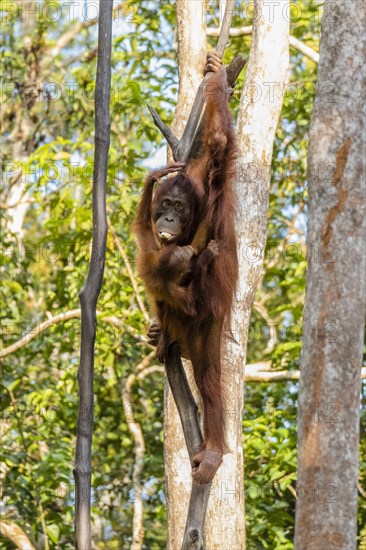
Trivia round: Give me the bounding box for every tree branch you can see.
[108,221,151,324]
[147,52,246,160]
[148,0,246,164]
[121,351,156,550]
[0,519,36,550]
[207,26,320,63]
[2,307,366,387]
[41,3,122,69]
[288,35,320,64]
[0,309,81,358]
[163,345,211,550]
[0,309,148,360]
[147,106,179,151]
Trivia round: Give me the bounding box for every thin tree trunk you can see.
[295,2,365,548]
[73,2,113,548]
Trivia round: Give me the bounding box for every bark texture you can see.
[295,2,366,549]
[171,0,207,133]
[73,2,113,548]
[233,0,289,335]
[204,1,289,547]
[165,0,289,546]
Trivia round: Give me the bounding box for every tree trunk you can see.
[295,2,365,549]
[73,2,113,548]
[204,1,289,547]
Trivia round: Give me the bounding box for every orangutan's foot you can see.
[192,448,223,484]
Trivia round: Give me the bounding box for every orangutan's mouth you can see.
[159,231,175,241]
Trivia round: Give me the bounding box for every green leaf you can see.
[46,524,60,544]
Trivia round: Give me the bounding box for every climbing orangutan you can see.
[133,51,238,484]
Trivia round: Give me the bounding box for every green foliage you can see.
[1,1,175,547]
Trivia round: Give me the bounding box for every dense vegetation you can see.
[1,1,364,548]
